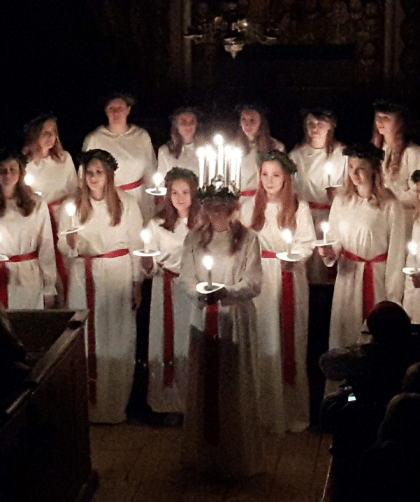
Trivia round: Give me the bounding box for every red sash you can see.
[261,250,296,386]
[0,251,39,309]
[118,179,143,191]
[241,189,257,197]
[341,249,388,321]
[309,202,330,210]
[48,199,68,304]
[163,269,179,387]
[203,303,220,445]
[81,248,130,404]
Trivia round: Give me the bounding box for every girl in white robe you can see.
[236,105,285,199]
[289,109,347,284]
[179,191,264,477]
[372,100,420,238]
[319,143,405,350]
[157,108,202,177]
[241,151,316,434]
[142,168,201,414]
[0,150,56,310]
[403,170,420,323]
[82,93,157,222]
[22,113,78,304]
[58,149,143,424]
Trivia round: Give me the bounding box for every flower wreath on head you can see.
[195,184,240,204]
[257,150,297,175]
[164,167,198,185]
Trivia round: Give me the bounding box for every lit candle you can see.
[207,147,217,183]
[224,145,232,186]
[141,229,152,253]
[24,172,34,187]
[213,134,224,177]
[234,147,242,190]
[202,255,214,289]
[153,172,163,193]
[281,228,293,257]
[408,241,419,271]
[197,147,205,188]
[324,161,333,187]
[320,221,330,244]
[65,201,76,228]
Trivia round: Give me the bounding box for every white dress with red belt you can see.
[157,143,199,177]
[57,191,143,424]
[145,216,191,413]
[241,199,316,434]
[325,194,405,350]
[82,125,157,222]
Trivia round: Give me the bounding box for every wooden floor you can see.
[90,422,332,502]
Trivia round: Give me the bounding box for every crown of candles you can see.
[196,134,242,194]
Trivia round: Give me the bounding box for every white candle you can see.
[141,229,152,253]
[197,147,205,188]
[207,148,217,183]
[408,241,419,271]
[324,161,333,187]
[224,145,232,186]
[24,172,35,187]
[202,255,214,288]
[234,147,242,190]
[320,221,330,244]
[153,172,163,193]
[281,228,293,257]
[65,201,77,228]
[213,134,224,177]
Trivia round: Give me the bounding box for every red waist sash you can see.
[341,249,387,321]
[118,179,143,191]
[81,248,130,404]
[163,269,179,388]
[48,200,68,304]
[204,303,220,445]
[309,202,330,210]
[0,251,39,309]
[241,189,257,197]
[261,250,296,386]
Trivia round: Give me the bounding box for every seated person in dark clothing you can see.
[402,362,420,394]
[358,393,420,502]
[319,301,420,502]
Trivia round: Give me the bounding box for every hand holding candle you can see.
[202,254,214,290]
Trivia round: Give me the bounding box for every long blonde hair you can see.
[77,150,123,226]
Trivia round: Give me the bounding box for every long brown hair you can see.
[250,160,298,232]
[77,150,123,226]
[157,168,200,231]
[22,114,65,163]
[167,109,200,158]
[236,110,276,155]
[343,157,395,208]
[0,152,36,217]
[302,110,337,156]
[194,200,247,254]
[371,111,408,180]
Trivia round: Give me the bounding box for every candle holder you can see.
[314,239,337,247]
[133,249,161,258]
[145,187,167,197]
[276,251,303,263]
[59,225,85,236]
[403,267,419,276]
[196,282,224,294]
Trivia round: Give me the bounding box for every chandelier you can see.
[185,2,279,58]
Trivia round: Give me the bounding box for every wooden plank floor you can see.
[90,422,332,502]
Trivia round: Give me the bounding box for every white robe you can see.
[82,124,157,222]
[241,199,316,434]
[381,142,420,238]
[157,143,199,177]
[179,228,264,476]
[145,217,191,413]
[325,194,405,349]
[0,198,56,309]
[57,192,143,424]
[239,138,285,194]
[289,142,347,284]
[403,218,420,323]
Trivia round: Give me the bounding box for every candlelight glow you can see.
[408,241,418,256]
[320,221,330,234]
[324,162,333,175]
[153,172,163,188]
[65,202,76,217]
[213,134,224,146]
[202,255,214,271]
[281,229,293,245]
[24,173,34,186]
[140,229,151,245]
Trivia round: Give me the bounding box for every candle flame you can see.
[153,172,163,187]
[281,229,293,244]
[324,162,333,175]
[408,241,418,256]
[140,229,151,244]
[320,221,330,234]
[65,202,76,217]
[202,255,214,271]
[24,173,34,186]
[213,134,224,146]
